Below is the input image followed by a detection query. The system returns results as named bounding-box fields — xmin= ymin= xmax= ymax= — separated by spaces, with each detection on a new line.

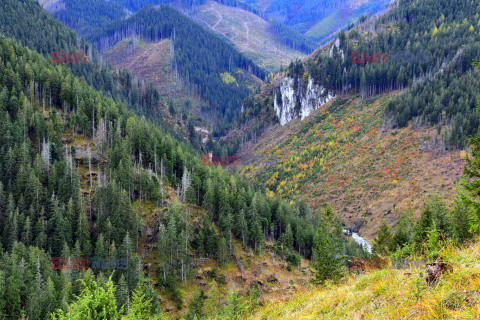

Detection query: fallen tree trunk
xmin=426 ymin=256 xmax=453 ymax=286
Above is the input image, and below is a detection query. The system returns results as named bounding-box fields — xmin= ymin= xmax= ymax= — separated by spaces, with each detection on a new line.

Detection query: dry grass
xmin=252 ymin=240 xmax=480 ymax=319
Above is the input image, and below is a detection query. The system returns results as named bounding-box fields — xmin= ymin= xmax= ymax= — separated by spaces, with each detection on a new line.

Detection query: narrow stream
xmin=342 ymin=229 xmax=372 ymax=254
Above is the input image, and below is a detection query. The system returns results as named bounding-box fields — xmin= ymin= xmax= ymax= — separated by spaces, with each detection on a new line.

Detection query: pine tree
xmin=313 ymin=206 xmax=345 ymax=284
xmin=51 ymin=273 xmax=120 ymax=320
xmin=123 ymin=290 xmax=166 ymax=320
xmin=0 ymin=270 xmax=7 ymax=319
xmin=451 ymin=201 xmax=473 ymax=244
xmin=185 ymin=290 xmax=206 ymax=320
xmin=116 ymin=274 xmax=130 ymax=314
xmin=250 ymin=218 xmax=263 ymax=253
xmin=6 ymin=260 xmax=22 ymax=319
xmin=77 ymin=209 xmax=91 ymax=257
xmin=203 ymin=178 xmax=216 ymax=218
xmin=167 ymin=213 xmax=177 ymax=265
xmin=413 ymin=203 xmax=434 ymax=245
xmin=462 ymin=66 xmax=480 ymax=234
xmin=283 ymin=223 xmax=294 ymax=252
xmin=426 ymin=220 xmax=441 ymax=259
xmin=235 ymin=209 xmax=248 ymax=247
xmin=21 ymin=216 xmax=32 ymax=246
xmin=391 ymin=215 xmax=411 ymax=251
xmin=373 ymin=221 xmax=393 ymax=256
xmin=95 ymin=234 xmax=107 ymax=259
xmin=42 ymin=277 xmax=57 ymax=319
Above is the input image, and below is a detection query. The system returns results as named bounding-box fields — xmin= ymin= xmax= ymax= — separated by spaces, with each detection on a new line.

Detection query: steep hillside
xmin=0 ymin=30 xmax=381 ymax=319
xmin=92 ymin=5 xmax=266 ymax=133
xmin=37 ymin=0 xmax=268 ymax=133
xmin=184 ymin=0 xmax=307 ymax=73
xmin=40 ymin=0 xmax=317 ymax=76
xmin=303 ymin=0 xmax=390 ymax=42
xmin=253 ymin=239 xmax=480 ymax=319
xmin=230 ymin=0 xmax=480 ymax=238
xmin=0 ymin=0 xmax=176 ymax=134
xmin=0 ymin=32 xmax=340 ymax=319
xmin=100 ymin=37 xmax=209 ymax=127
xmin=236 ymin=92 xmax=466 ymax=239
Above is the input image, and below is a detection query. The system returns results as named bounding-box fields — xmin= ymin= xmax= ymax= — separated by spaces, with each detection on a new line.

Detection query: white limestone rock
xmin=274 ymin=76 xmax=335 ymax=126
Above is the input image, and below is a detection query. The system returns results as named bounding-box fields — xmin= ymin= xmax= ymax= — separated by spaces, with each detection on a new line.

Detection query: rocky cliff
xmin=274 ymin=75 xmax=335 ymax=125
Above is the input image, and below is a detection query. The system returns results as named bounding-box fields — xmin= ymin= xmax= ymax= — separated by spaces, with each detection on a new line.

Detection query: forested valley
xmin=40 ymin=0 xmax=319 ymax=135
xmin=0 ymin=30 xmax=371 ymax=318
xmin=2 ymin=0 xmax=480 ymax=319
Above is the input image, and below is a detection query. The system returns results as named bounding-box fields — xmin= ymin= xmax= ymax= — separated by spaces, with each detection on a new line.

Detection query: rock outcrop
xmin=274 ymin=75 xmax=335 ymax=126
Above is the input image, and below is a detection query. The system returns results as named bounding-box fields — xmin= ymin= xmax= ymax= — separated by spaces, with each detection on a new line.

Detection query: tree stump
xmin=426 ymin=256 xmax=453 ymax=286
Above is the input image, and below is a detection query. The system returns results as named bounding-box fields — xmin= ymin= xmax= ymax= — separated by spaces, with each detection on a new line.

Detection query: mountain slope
xmin=184 ymin=0 xmax=309 ymax=73
xmin=248 ymin=0 xmax=390 ymax=43
xmin=0 ymin=0 xmax=175 ymax=133
xmin=253 ymin=240 xmax=480 ymax=319
xmin=40 ymin=0 xmax=317 ymax=73
xmin=237 ymin=92 xmax=465 ymax=239
xmin=230 ymin=0 xmax=480 ymax=238
xmin=90 ymin=4 xmax=266 ymax=133
xmin=0 ymin=32 xmax=341 ymax=319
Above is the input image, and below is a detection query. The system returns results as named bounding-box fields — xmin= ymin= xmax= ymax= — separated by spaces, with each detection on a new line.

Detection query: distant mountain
xmin=40 ymin=0 xmax=317 ymax=73
xmin=88 ymin=4 xmax=266 ymax=134
xmin=247 ymin=0 xmax=391 ymax=43
xmin=38 ymin=0 xmax=274 ymax=134
xmin=0 ymin=0 xmax=170 ymax=130
xmin=181 ymin=0 xmax=317 ymax=73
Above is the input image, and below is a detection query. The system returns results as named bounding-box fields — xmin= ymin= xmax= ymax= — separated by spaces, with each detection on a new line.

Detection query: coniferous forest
xmin=0 ymin=0 xmax=170 ymax=132
xmin=90 ymin=5 xmax=266 ymax=131
xmin=41 ymin=0 xmax=319 ymax=135
xmin=2 ymin=0 xmax=480 ymax=318
xmin=243 ymin=0 xmax=480 ymax=148
xmin=0 ymin=33 xmax=370 ymax=318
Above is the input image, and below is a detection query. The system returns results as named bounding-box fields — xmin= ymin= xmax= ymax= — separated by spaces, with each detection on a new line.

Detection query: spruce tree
xmin=158 ymin=224 xmax=168 ymax=281
xmin=451 ymin=201 xmax=473 ymax=243
xmin=373 ymin=221 xmax=393 ymax=256
xmin=313 ymin=206 xmax=345 ymax=284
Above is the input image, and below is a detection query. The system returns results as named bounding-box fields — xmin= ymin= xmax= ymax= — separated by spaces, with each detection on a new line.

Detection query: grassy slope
xmin=236 ymin=92 xmax=465 ymax=239
xmin=185 ymin=0 xmax=306 ymax=74
xmin=252 ymin=240 xmax=480 ymax=319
